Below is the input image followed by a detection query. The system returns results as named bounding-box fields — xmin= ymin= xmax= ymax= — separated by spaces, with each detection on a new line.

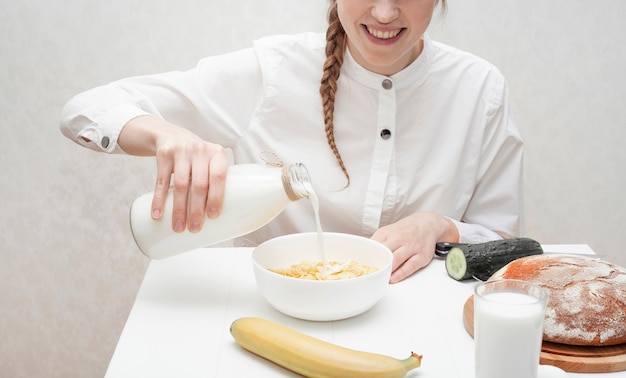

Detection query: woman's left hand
xmin=371 ymin=212 xmax=459 ymax=283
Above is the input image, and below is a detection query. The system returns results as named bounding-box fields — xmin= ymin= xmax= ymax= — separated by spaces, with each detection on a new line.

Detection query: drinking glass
xmin=474 ymin=279 xmax=548 ymax=378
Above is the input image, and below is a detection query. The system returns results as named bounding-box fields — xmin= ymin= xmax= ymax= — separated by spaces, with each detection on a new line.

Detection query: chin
xmin=363 ymin=56 xmax=406 ymax=75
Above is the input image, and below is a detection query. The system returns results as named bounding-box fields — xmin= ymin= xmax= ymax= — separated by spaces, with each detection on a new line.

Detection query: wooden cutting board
xmin=463 ymin=295 xmax=626 ymax=373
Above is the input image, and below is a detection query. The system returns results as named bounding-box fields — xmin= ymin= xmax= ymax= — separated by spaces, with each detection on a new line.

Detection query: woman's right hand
xmin=119 ymin=115 xmax=229 ymax=233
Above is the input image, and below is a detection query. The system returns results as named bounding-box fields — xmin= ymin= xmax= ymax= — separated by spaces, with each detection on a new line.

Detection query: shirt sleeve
xmin=59 ymin=48 xmax=264 ymax=154
xmin=449 ymin=218 xmax=504 ymax=243
xmin=456 ymin=78 xmax=524 ymax=243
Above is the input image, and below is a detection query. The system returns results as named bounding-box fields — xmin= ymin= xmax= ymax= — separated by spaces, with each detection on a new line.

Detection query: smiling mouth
xmin=365 ymin=26 xmax=404 ymax=40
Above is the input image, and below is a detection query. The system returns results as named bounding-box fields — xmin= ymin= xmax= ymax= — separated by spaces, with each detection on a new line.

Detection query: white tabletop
xmin=106 ymin=247 xmax=625 ymax=378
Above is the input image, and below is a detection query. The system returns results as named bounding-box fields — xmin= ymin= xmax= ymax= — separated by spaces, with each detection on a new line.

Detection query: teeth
xmin=366 ymin=26 xmax=401 ymax=40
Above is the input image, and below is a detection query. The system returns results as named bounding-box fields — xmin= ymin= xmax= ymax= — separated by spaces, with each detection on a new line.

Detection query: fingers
xmin=187 ymin=147 xmax=228 ymax=228
xmin=171 ymin=156 xmax=191 ymax=233
xmin=172 ymin=144 xmax=228 ymax=233
xmin=151 ymin=151 xmax=174 ymax=221
xmin=205 ymin=152 xmax=228 ymax=219
xmin=373 ymin=212 xmax=455 ymax=283
xmin=375 ymin=235 xmax=433 ymax=283
xmin=151 ymin=132 xmax=228 ymax=233
xmin=389 ymin=247 xmax=433 ymax=284
xmin=187 ymin=152 xmax=210 ymax=232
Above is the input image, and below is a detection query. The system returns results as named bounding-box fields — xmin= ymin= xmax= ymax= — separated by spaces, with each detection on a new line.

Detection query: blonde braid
xmin=320 ymin=0 xmax=350 ymax=186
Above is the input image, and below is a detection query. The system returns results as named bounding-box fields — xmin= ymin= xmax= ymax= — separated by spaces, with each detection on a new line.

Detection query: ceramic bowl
xmin=252 ymin=232 xmax=393 ymax=321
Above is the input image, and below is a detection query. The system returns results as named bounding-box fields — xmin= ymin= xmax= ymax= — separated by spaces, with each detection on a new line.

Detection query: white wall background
xmin=1 ymin=0 xmax=624 ymax=376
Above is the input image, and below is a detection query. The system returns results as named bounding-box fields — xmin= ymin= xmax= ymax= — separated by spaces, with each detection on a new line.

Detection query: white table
xmin=106 ymin=247 xmax=625 ymax=377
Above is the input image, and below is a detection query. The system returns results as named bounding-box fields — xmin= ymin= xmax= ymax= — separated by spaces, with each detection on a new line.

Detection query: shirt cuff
xmin=86 ymin=104 xmax=151 ymax=153
xmin=447 ymin=218 xmax=503 ymax=244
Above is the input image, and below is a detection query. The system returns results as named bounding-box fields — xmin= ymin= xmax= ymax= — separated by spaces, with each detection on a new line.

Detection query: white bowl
xmin=252 ymin=232 xmax=393 ymax=321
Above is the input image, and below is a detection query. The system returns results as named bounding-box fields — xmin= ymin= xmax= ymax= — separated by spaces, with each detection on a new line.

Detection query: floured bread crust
xmin=490 ymin=254 xmax=626 ymax=346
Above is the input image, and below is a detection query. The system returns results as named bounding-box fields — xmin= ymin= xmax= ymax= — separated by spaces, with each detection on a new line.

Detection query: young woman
xmin=61 ymin=0 xmax=523 ymax=283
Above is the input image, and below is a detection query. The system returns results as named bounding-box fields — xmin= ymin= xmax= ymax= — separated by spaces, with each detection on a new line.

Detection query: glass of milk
xmin=474 ymin=279 xmax=548 ymax=378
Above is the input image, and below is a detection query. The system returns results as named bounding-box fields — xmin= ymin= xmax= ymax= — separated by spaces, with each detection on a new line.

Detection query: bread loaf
xmin=490 ymin=254 xmax=626 ymax=346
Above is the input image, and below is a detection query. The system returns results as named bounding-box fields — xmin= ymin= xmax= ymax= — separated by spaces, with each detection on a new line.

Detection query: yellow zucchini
xmin=230 ymin=317 xmax=422 ymax=378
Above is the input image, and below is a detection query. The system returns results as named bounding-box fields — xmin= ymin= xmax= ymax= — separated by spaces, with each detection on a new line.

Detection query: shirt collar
xmin=342 ymin=34 xmax=432 ymax=90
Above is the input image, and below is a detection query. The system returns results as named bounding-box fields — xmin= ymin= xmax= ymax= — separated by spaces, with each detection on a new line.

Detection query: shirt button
xmin=380 ymin=129 xmax=392 ymax=140
xmin=382 ymin=79 xmax=393 ymax=90
xmin=101 ymin=136 xmax=110 ymax=149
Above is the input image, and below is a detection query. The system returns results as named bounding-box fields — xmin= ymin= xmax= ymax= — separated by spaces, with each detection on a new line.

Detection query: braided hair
xmin=319 ymin=0 xmax=350 ymax=186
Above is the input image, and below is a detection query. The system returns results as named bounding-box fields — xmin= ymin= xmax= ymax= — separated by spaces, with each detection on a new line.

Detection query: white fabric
xmin=60 ymin=32 xmax=524 ymax=245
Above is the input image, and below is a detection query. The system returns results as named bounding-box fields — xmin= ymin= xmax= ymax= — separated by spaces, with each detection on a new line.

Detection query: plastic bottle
xmin=129 ymin=163 xmax=312 ymax=259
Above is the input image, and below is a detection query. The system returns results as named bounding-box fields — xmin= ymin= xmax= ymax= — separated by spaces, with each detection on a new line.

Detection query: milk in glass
xmin=474 ymin=280 xmax=548 ymax=378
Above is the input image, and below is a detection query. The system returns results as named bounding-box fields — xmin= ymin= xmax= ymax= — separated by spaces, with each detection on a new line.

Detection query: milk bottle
xmin=129 ymin=163 xmax=313 ymax=259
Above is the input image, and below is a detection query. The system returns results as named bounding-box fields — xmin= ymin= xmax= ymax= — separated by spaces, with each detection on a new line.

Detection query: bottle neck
xmin=282 ymin=163 xmax=313 ymax=201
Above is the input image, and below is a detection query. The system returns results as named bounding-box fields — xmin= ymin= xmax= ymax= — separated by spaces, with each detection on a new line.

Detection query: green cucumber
xmin=445 ymin=237 xmax=543 ymax=281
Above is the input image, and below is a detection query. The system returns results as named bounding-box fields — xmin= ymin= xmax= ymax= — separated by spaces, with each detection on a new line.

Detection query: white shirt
xmin=60 ymin=32 xmax=524 ymax=245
